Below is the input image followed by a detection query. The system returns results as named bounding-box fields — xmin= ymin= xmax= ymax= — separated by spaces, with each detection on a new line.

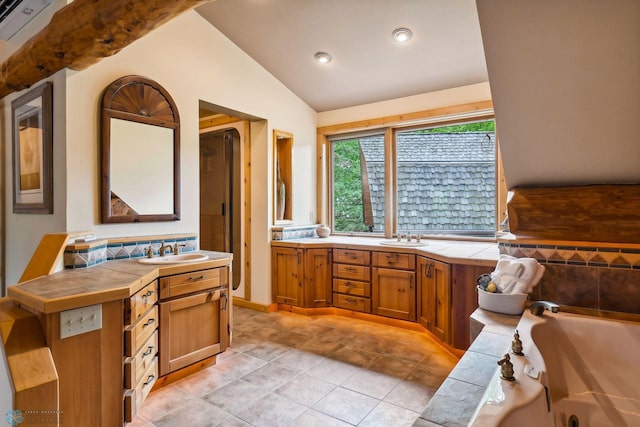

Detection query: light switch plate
xmin=60 ymin=304 xmax=102 ymax=339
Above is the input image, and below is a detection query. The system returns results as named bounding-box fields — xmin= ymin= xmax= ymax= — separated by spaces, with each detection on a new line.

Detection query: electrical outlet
xmin=60 ymin=304 xmax=102 ymax=339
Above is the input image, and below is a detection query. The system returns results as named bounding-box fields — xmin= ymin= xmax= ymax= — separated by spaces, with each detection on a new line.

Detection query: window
xmin=331 ymin=133 xmax=385 ymax=233
xmin=396 ymin=120 xmax=495 ymax=235
xmin=320 ymin=102 xmax=501 ymax=237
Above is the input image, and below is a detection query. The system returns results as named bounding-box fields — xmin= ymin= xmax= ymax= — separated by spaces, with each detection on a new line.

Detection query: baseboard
xmin=232 ymin=297 xmax=278 ymax=312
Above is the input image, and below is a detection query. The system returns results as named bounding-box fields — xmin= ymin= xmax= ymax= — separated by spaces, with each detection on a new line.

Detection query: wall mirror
xmin=101 ymin=75 xmax=180 ymax=223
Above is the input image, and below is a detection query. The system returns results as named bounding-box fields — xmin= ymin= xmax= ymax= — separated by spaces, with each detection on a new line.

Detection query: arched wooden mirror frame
xmin=101 ymin=75 xmax=180 ymax=223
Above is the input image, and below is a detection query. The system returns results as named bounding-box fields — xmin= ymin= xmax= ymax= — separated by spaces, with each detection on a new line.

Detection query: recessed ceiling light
xmin=392 ymin=28 xmax=413 ymax=43
xmin=314 ymin=52 xmax=332 ymax=64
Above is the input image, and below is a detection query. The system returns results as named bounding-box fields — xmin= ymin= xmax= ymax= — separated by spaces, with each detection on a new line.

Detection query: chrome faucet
xmin=159 ymin=241 xmax=173 ymax=257
xmin=530 ymin=301 xmax=560 ymax=316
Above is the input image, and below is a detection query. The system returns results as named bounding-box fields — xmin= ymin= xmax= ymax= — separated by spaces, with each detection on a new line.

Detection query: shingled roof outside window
xmin=359 ymin=131 xmax=495 ymax=233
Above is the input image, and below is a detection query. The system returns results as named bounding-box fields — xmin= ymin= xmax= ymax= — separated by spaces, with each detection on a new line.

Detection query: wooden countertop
xmin=271 ymin=236 xmax=499 ymax=267
xmin=8 ymin=251 xmax=232 ymax=314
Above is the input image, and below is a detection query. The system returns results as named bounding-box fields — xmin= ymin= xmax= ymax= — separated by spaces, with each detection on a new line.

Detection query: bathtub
xmin=469 ymin=309 xmax=640 ymax=427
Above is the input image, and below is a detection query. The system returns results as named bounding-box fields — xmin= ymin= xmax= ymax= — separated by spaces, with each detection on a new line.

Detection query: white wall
xmin=2 ymin=11 xmax=317 ymax=304
xmin=477 ymin=0 xmax=640 ymax=188
xmin=317 ymin=82 xmax=492 ymax=127
xmin=1 ymin=71 xmax=68 ymax=288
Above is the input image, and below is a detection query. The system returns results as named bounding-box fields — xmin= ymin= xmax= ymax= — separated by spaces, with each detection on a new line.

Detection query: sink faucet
xmin=530 ymin=301 xmax=560 ymax=316
xmin=159 ymin=241 xmax=173 ymax=257
xmin=172 ymin=243 xmax=187 ymax=255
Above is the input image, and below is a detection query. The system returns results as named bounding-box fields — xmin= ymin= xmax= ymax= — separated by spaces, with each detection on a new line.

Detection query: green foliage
xmin=332 ymin=140 xmax=369 ymax=232
xmin=419 ymin=120 xmax=495 ymax=133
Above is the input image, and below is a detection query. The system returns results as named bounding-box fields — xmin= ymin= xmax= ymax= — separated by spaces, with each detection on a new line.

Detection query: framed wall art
xmin=12 ymin=81 xmax=53 ymax=214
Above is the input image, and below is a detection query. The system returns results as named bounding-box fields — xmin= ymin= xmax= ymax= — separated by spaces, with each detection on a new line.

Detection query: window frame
xmin=317 ymin=101 xmax=505 ymax=239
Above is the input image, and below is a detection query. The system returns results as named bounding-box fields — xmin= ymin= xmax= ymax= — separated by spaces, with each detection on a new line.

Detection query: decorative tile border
xmin=65 ymin=236 xmax=197 ymax=269
xmin=272 ymin=224 xmax=320 ymax=240
xmin=499 ymin=242 xmax=640 ymax=269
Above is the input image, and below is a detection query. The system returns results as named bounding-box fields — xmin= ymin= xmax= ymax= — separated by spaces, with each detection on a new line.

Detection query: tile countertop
xmin=414 ymin=308 xmax=521 ymax=427
xmin=271 ymin=236 xmax=499 ymax=267
xmin=8 ymin=251 xmax=232 ymax=314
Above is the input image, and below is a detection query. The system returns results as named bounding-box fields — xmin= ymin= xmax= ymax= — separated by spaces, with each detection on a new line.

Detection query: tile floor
xmin=129 ymin=306 xmax=458 ymax=427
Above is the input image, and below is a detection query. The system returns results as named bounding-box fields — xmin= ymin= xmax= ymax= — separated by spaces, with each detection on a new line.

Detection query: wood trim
xmin=199 ymin=114 xmax=241 ymax=129
xmin=384 ymin=127 xmax=395 ymax=238
xmin=0 ymin=0 xmax=209 ymax=99
xmin=243 ymin=120 xmax=252 ymax=301
xmin=151 ymin=355 xmax=217 ymax=390
xmin=19 ymin=231 xmax=93 ymax=283
xmin=317 ymin=100 xmax=494 ymax=135
xmin=316 ymin=133 xmax=329 ymax=225
xmin=232 ymin=297 xmax=277 ymax=312
xmin=507 ymin=184 xmax=640 ymax=243
xmin=0 ymin=298 xmax=58 ymax=426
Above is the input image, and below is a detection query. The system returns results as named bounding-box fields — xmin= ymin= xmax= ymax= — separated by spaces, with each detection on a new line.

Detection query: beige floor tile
xmin=240 ymin=363 xmax=299 ymax=391
xmin=274 ymin=372 xmax=336 ymax=406
xmin=243 ymin=341 xmax=292 ymax=362
xmin=313 ymin=387 xmax=379 ymax=425
xmin=305 ymin=357 xmax=362 ymax=385
xmin=331 ymin=345 xmax=379 ymax=368
xmin=153 ymin=396 xmax=230 ymax=426
xmin=136 ymin=385 xmax=199 ymax=422
xmin=341 ymin=369 xmax=401 ymax=399
xmin=368 ymin=354 xmax=418 ymax=379
xmin=213 ymin=352 xmax=267 ymax=378
xmin=236 ymin=393 xmax=307 ymax=427
xmin=384 ymin=380 xmax=435 ymax=413
xmin=132 ymin=306 xmax=459 ymax=427
xmin=270 ymin=348 xmax=325 ymax=372
xmin=359 ymin=401 xmax=420 ymax=427
xmin=173 ymin=365 xmax=235 ymax=397
xmin=290 ymin=409 xmax=353 ymax=427
xmin=203 ymin=379 xmax=269 ymax=415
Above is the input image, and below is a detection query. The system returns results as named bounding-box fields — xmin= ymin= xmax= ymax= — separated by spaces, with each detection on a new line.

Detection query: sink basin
xmin=379 ymin=240 xmax=427 ymax=247
xmin=138 ymin=253 xmax=209 ymax=265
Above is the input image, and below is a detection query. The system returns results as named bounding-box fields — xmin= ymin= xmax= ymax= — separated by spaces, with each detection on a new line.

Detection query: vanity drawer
xmin=124 ymin=330 xmax=158 ymax=389
xmin=333 ymin=263 xmax=370 ymax=281
xmin=159 ymin=267 xmax=228 ymax=299
xmin=124 ymin=305 xmax=158 ymax=357
xmin=124 ymin=356 xmax=158 ymax=422
xmin=124 ymin=280 xmax=158 ymax=326
xmin=372 ymin=252 xmax=415 ymax=270
xmin=333 ymin=293 xmax=371 ymax=313
xmin=333 ymin=279 xmax=370 ymax=297
xmin=333 ymin=249 xmax=370 ymax=265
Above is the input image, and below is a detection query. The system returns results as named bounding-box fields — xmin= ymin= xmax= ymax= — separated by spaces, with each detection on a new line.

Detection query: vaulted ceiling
xmin=196 ymin=0 xmax=488 ymax=112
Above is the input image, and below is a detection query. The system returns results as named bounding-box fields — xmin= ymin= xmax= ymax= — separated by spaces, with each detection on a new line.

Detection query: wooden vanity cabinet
xmin=123 ymin=280 xmax=159 ymax=422
xmin=272 ymin=247 xmax=304 ymax=306
xmin=417 ymin=256 xmax=451 ymax=343
xmin=303 ymin=248 xmax=332 ymax=307
xmin=158 ymin=267 xmax=230 ymax=376
xmin=332 ymin=249 xmax=372 ymax=313
xmin=451 ymin=264 xmax=493 ymax=349
xmin=372 ymin=252 xmax=416 ymax=321
xmin=271 ymin=247 xmax=332 ymax=308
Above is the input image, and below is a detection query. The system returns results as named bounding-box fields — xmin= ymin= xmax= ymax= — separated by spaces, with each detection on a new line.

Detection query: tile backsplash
xmin=500 ymin=241 xmax=640 ymax=315
xmin=65 ymin=235 xmax=197 ymax=269
xmin=271 ymin=224 xmax=320 ymax=240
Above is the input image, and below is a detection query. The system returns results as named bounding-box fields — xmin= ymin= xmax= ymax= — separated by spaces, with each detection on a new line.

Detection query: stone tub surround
xmin=499 ymin=236 xmax=640 ymax=315
xmin=64 ymin=233 xmax=198 ymax=269
xmin=414 ymin=309 xmax=519 ymax=426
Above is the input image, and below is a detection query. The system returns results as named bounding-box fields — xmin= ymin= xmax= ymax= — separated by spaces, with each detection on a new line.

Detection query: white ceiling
xmin=196 ymin=0 xmax=488 ymax=112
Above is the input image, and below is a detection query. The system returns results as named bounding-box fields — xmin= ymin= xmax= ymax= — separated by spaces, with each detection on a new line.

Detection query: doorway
xmin=199 ymin=128 xmax=241 ymax=290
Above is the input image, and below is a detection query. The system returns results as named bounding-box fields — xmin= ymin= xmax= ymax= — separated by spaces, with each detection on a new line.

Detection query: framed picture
xmin=12 ymin=81 xmax=53 ymax=214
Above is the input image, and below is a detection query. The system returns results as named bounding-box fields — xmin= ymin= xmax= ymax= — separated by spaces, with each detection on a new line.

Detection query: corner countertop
xmin=8 ymin=251 xmax=232 ymax=314
xmin=271 ymin=236 xmax=499 ymax=267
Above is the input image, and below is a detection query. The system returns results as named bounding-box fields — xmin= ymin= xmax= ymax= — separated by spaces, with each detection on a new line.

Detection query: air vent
xmin=0 ymin=0 xmax=52 ymax=40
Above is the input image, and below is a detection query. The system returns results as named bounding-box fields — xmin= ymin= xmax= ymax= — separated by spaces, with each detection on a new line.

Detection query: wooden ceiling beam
xmin=0 ymin=0 xmax=211 ymax=99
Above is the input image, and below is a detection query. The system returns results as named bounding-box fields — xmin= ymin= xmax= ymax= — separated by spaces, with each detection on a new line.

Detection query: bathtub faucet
xmin=530 ymin=301 xmax=560 ymax=316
